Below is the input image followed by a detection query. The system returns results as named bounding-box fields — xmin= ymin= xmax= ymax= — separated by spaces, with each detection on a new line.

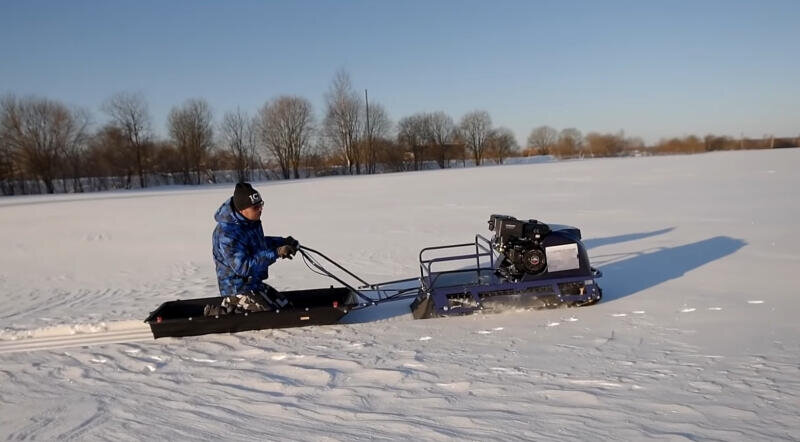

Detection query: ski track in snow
xmin=0 ymin=320 xmax=153 ymax=354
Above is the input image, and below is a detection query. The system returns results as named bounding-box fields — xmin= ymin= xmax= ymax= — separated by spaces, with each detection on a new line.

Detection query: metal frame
xmin=298 ymin=246 xmax=420 ymax=306
xmin=418 ymin=234 xmax=496 ymax=291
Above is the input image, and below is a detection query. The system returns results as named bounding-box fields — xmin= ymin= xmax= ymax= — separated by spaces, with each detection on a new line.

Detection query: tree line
xmin=523 ymin=126 xmax=797 ymax=158
xmin=1 ymin=70 xmax=795 ymax=196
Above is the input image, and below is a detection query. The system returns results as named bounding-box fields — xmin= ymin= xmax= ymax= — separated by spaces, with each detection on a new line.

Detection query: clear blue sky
xmin=1 ymin=0 xmax=798 ymax=145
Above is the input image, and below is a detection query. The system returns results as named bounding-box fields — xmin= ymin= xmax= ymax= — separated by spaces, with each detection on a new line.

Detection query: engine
xmin=488 ymin=214 xmax=551 ymax=281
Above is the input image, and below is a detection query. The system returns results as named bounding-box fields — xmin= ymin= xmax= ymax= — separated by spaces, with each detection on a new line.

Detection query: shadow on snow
xmin=596 ymin=236 xmax=746 ymax=303
xmin=583 ymin=227 xmax=676 ymax=250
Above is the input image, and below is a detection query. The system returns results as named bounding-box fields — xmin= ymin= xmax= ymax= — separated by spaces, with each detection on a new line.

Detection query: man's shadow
xmin=341 ymin=228 xmax=746 ymax=323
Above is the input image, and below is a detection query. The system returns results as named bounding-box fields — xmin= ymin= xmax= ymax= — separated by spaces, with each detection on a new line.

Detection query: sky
xmin=1 ymin=0 xmax=798 ymax=145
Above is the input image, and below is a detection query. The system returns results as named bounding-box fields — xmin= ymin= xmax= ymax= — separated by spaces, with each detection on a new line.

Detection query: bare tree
xmin=0 ymin=95 xmax=88 ymax=193
xmin=86 ymin=125 xmax=128 ymax=190
xmin=168 ymin=99 xmax=214 ymax=184
xmin=553 ymin=128 xmax=583 ymax=158
xmin=60 ymin=108 xmax=91 ymax=192
xmin=362 ymin=101 xmax=391 ymax=174
xmin=704 ymin=134 xmax=736 ymax=152
xmin=451 ymin=128 xmax=467 ymax=167
xmin=428 ymin=111 xmax=456 ymax=168
xmin=374 ymin=137 xmax=407 ymax=172
xmin=102 ymin=92 xmax=152 ymax=188
xmin=585 ymin=131 xmax=631 ymax=157
xmin=459 ymin=110 xmax=492 ymax=166
xmin=220 ymin=108 xmax=258 ymax=182
xmin=323 ymin=70 xmax=362 ymax=174
xmin=397 ymin=113 xmax=431 ymax=170
xmin=257 ymin=96 xmax=314 ymax=179
xmin=654 ymin=134 xmax=705 ymax=154
xmin=149 ymin=140 xmax=183 ymax=177
xmin=488 ymin=127 xmax=518 ymax=164
xmin=526 ymin=125 xmax=558 ymax=156
xmin=0 ymin=124 xmax=17 ymax=195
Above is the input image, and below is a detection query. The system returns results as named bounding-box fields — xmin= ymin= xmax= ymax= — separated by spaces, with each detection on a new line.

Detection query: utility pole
xmin=364 ymin=89 xmax=372 ymax=174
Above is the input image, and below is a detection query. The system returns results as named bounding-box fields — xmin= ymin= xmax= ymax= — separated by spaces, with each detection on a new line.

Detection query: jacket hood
xmin=214 ymin=197 xmax=256 ymax=225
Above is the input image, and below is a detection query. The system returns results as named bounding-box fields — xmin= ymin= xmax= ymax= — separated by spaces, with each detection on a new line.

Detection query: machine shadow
xmin=598 ymin=236 xmax=746 ymax=302
xmin=583 ymin=227 xmax=675 ymax=250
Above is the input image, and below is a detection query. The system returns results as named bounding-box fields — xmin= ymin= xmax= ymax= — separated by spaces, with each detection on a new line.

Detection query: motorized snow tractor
xmin=144 ymin=214 xmax=602 ymax=338
xmin=407 ymin=214 xmax=602 ymax=319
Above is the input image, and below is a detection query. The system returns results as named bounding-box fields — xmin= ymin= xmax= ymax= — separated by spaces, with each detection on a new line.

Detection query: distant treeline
xmin=522 ymin=126 xmax=798 ymax=157
xmin=1 ymin=70 xmax=797 ymax=196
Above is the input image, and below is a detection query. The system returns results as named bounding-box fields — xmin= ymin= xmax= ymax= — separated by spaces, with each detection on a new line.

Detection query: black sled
xmin=144 ymin=287 xmax=359 ymax=339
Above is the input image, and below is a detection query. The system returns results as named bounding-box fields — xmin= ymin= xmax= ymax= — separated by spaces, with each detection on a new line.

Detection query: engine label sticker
xmin=546 ymin=244 xmax=580 ymax=272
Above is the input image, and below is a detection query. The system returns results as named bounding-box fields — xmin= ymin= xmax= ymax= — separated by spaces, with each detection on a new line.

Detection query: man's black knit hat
xmin=233 ymin=182 xmax=262 ymax=211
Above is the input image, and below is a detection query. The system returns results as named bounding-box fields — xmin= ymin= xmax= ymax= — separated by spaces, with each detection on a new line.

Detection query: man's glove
xmin=284 ymin=236 xmax=299 ymax=248
xmin=276 ymin=244 xmax=297 ymax=259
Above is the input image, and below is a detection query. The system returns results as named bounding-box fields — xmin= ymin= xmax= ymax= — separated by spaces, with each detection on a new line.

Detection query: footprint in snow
xmin=680 ymin=308 xmax=696 ymax=313
xmin=747 ymin=300 xmax=764 ymax=304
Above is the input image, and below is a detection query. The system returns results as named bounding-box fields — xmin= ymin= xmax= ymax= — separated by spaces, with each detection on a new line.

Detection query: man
xmin=209 ymin=182 xmax=298 ymax=315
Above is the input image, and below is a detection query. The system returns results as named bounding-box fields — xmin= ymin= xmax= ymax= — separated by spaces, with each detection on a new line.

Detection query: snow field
xmin=1 ymin=149 xmax=799 ymax=440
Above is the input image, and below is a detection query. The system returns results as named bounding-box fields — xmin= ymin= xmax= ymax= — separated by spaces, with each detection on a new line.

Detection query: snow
xmin=1 ymin=149 xmax=799 ymax=440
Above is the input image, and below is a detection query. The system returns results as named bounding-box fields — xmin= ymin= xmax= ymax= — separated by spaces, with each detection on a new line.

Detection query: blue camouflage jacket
xmin=212 ymin=198 xmax=286 ymax=296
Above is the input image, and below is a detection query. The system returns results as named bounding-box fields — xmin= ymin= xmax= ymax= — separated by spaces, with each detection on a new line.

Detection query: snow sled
xmin=144 ymin=214 xmax=601 ymax=338
xmin=145 ymin=287 xmax=359 ymax=338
